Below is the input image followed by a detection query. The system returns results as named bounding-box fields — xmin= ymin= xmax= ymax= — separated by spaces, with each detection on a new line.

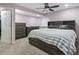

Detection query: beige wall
xmin=46 ymin=6 xmax=79 ymax=21
xmin=15 ymin=14 xmax=50 ymax=27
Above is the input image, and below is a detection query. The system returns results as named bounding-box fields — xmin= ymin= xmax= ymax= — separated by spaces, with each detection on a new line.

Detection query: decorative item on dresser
xmin=15 ymin=23 xmax=26 ymax=39
xmin=28 ymin=20 xmax=77 ymax=55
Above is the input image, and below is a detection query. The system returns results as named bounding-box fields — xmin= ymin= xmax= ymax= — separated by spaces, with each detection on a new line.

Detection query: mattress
xmin=28 ymin=28 xmax=77 ymax=55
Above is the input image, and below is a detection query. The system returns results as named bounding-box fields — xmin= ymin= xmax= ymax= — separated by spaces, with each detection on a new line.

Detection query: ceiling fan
xmin=36 ymin=3 xmax=59 ymax=13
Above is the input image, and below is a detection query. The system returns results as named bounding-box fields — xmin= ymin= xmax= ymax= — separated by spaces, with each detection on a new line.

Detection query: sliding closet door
xmin=1 ymin=9 xmax=15 ymax=44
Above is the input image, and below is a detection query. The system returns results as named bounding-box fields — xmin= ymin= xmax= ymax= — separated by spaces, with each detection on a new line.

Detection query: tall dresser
xmin=15 ymin=23 xmax=26 ymax=39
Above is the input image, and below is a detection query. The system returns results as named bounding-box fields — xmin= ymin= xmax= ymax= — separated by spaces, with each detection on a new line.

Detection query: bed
xmin=28 ymin=20 xmax=77 ymax=55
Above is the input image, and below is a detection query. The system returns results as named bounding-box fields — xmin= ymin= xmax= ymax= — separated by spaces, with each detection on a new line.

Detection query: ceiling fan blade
xmin=49 ymin=5 xmax=59 ymax=8
xmin=49 ymin=8 xmax=54 ymax=11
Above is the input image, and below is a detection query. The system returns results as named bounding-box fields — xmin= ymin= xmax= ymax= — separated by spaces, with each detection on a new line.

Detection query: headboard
xmin=48 ymin=20 xmax=75 ymax=30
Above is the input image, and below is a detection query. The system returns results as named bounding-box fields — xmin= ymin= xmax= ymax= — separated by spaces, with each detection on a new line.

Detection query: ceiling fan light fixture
xmin=36 ymin=14 xmax=41 ymax=17
xmin=65 ymin=4 xmax=69 ymax=7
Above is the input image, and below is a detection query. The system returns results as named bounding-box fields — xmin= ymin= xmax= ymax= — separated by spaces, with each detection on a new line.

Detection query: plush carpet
xmin=0 ymin=37 xmax=48 ymax=55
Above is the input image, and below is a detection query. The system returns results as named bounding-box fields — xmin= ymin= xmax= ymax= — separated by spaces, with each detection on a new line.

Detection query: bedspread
xmin=28 ymin=28 xmax=77 ymax=55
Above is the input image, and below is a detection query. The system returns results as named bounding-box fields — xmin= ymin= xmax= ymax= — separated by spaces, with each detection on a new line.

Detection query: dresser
xmin=15 ymin=23 xmax=26 ymax=39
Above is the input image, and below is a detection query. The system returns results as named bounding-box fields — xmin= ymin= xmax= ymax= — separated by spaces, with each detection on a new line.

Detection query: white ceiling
xmin=15 ymin=3 xmax=79 ymax=14
xmin=15 ymin=9 xmax=44 ymax=17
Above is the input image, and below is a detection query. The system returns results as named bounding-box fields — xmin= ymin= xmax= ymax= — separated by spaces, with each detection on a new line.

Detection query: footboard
xmin=29 ymin=38 xmax=65 ymax=55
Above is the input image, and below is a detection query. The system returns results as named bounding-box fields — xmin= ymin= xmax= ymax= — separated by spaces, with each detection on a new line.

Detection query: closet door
xmin=1 ymin=9 xmax=15 ymax=44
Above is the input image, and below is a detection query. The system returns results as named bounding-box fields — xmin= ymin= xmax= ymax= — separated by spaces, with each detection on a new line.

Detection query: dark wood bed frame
xmin=29 ymin=38 xmax=65 ymax=55
xmin=28 ymin=20 xmax=76 ymax=55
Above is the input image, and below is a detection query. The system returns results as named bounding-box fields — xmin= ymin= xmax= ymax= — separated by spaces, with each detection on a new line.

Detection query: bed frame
xmin=28 ymin=20 xmax=76 ymax=55
xmin=29 ymin=38 xmax=65 ymax=55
